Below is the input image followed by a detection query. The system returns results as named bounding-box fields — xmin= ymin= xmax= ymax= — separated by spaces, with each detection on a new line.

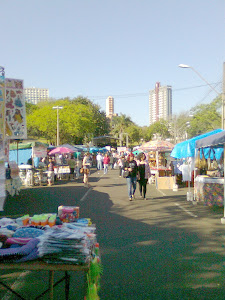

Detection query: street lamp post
xmin=179 ymin=63 xmax=225 ymax=223
xmin=52 ymin=106 xmax=63 ymax=146
xmin=178 ymin=64 xmax=224 ymax=128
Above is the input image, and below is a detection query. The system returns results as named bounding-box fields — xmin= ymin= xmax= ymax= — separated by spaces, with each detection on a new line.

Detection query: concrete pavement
xmin=1 ymin=169 xmax=225 ymax=299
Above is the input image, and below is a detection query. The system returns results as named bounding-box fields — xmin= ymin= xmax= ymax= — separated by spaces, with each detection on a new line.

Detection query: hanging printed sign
xmin=0 ymin=75 xmax=5 ymax=139
xmin=0 ymin=139 xmax=5 ymax=211
xmin=32 ymin=146 xmax=47 ymax=158
xmin=0 ymin=69 xmax=6 ymax=210
xmin=5 ymin=78 xmax=27 ymax=139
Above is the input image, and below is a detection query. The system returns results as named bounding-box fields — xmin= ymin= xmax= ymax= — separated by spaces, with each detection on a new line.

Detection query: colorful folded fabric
xmin=13 ymin=227 xmax=44 ymax=238
xmin=0 ymin=238 xmax=40 ymax=262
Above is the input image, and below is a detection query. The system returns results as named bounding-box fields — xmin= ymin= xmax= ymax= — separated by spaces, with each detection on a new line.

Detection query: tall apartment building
xmin=24 ymin=87 xmax=49 ymax=104
xmin=149 ymin=82 xmax=172 ymax=125
xmin=106 ymin=96 xmax=114 ymax=118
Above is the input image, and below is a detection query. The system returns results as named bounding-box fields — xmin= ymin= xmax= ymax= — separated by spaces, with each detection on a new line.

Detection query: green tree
xmin=188 ymin=96 xmax=221 ymax=138
xmin=168 ymin=113 xmax=191 ymax=143
xmin=111 ymin=114 xmax=135 ymax=145
xmin=25 ymin=102 xmax=38 ymax=115
xmin=111 ymin=114 xmax=133 ymax=135
xmin=126 ymin=124 xmax=142 ymax=145
xmin=145 ymin=119 xmax=171 ymax=141
xmin=26 ymin=97 xmax=110 ymax=144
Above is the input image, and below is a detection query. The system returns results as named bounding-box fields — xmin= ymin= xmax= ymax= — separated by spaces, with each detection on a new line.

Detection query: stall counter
xmin=194 ymin=175 xmax=224 ymax=207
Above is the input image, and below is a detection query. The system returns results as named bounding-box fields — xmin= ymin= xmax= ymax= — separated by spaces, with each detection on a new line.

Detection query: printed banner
xmin=0 ymin=73 xmax=6 ymax=209
xmin=5 ymin=78 xmax=27 ymax=139
xmin=32 ymin=146 xmax=47 ymax=158
xmin=0 ymin=75 xmax=5 ymax=139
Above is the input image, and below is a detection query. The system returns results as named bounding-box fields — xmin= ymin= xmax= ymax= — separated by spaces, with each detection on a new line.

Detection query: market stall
xmin=9 ymin=141 xmax=48 ymax=166
xmin=48 ymin=146 xmax=75 ymax=180
xmin=170 ymin=129 xmax=223 ymax=200
xmin=195 ymin=131 xmax=225 ymax=215
xmin=140 ymin=140 xmax=174 ymax=187
xmin=0 ymin=205 xmax=102 ymax=299
xmin=9 ymin=141 xmax=49 ymax=187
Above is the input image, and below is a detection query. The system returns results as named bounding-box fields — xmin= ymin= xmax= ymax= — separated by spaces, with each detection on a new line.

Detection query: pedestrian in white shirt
xmin=96 ymin=152 xmax=103 ymax=170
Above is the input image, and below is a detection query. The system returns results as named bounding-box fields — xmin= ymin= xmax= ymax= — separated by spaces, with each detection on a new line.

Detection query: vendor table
xmin=194 ymin=175 xmax=224 ymax=207
xmin=54 ymin=165 xmax=70 ymax=180
xmin=0 ymin=260 xmax=89 ymax=300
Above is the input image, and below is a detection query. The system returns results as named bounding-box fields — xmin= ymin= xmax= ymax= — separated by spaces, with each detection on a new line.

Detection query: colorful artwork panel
xmin=0 ymin=75 xmax=5 ymax=137
xmin=5 ymin=78 xmax=27 ymax=139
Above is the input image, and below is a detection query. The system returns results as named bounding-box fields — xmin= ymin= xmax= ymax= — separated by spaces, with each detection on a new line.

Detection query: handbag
xmin=80 ymin=168 xmax=84 ymax=174
xmin=123 ymin=170 xmax=129 ymax=178
xmin=200 ymin=148 xmax=207 ymax=170
xmin=211 ymin=149 xmax=218 ymax=170
xmin=208 ymin=148 xmax=218 ymax=171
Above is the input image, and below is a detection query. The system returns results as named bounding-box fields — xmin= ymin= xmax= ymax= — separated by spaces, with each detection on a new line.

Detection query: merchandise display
xmin=0 ymin=206 xmax=102 ymax=298
xmin=194 ymin=176 xmax=224 ymax=207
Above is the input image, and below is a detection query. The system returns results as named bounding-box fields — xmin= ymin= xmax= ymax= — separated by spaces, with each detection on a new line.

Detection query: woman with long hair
xmin=137 ymin=153 xmax=151 ymax=200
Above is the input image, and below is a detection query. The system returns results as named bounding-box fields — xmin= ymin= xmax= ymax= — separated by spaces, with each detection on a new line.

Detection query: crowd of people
xmin=82 ymin=150 xmax=152 ymax=201
xmin=24 ymin=149 xmax=152 ymax=200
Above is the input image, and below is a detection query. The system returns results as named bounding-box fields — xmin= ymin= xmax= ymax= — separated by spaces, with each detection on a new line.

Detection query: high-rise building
xmin=149 ymin=82 xmax=172 ymax=125
xmin=24 ymin=87 xmax=49 ymax=104
xmin=106 ymin=96 xmax=114 ymax=118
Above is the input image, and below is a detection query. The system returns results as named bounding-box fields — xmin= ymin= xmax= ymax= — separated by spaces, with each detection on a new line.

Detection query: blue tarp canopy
xmin=170 ymin=129 xmax=223 ymax=159
xmin=9 ymin=148 xmax=32 ymax=165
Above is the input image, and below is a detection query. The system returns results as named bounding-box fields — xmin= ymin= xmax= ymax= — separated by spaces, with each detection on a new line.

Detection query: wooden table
xmin=0 ymin=260 xmax=89 ymax=299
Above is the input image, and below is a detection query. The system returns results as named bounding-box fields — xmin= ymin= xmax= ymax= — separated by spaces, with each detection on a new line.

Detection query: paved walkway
xmin=1 ymin=169 xmax=225 ymax=299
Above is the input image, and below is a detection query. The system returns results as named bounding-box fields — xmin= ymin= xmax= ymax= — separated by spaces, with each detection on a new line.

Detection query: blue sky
xmin=1 ymin=0 xmax=225 ymax=126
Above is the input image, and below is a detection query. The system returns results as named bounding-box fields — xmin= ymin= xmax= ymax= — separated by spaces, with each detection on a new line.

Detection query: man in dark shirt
xmin=123 ymin=153 xmax=138 ymax=201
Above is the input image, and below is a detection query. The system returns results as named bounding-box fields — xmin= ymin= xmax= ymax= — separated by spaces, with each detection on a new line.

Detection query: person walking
xmin=96 ymin=152 xmax=103 ymax=170
xmin=103 ymin=153 xmax=110 ymax=174
xmin=123 ymin=153 xmax=138 ymax=201
xmin=67 ymin=154 xmax=76 ymax=180
xmin=82 ymin=152 xmax=91 ymax=187
xmin=109 ymin=154 xmax=114 ymax=169
xmin=47 ymin=158 xmax=55 ymax=186
xmin=117 ymin=155 xmax=125 ymax=177
xmin=137 ymin=153 xmax=151 ymax=200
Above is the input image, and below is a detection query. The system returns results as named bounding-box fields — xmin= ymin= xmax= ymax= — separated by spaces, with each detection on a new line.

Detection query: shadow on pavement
xmin=1 ymin=175 xmax=225 ymax=299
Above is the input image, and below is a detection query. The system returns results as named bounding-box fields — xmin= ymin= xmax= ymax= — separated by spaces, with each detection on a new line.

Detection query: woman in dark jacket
xmin=137 ymin=153 xmax=151 ymax=200
xmin=123 ymin=153 xmax=138 ymax=201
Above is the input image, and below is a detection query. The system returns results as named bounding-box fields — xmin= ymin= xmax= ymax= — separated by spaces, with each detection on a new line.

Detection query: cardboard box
xmin=156 ymin=176 xmax=175 ymax=190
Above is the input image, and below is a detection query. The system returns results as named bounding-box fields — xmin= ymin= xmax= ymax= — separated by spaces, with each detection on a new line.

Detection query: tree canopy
xmin=26 ymin=97 xmax=110 ymax=145
xmin=25 ymin=94 xmax=222 ymax=147
xmin=187 ymin=96 xmax=221 ymax=137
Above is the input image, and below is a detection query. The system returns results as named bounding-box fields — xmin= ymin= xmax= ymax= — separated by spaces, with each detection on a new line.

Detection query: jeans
xmin=126 ymin=176 xmax=137 ymax=198
xmin=97 ymin=161 xmax=102 ymax=170
xmin=104 ymin=164 xmax=109 ymax=174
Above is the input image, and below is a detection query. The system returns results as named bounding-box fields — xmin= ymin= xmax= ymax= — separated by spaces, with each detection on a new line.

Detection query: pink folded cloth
xmin=6 ymin=237 xmax=33 ymax=245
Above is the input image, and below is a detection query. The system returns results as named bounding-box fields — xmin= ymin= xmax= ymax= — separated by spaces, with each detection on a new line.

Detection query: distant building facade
xmin=149 ymin=82 xmax=172 ymax=125
xmin=106 ymin=96 xmax=114 ymax=118
xmin=24 ymin=87 xmax=49 ymax=104
xmin=106 ymin=96 xmax=118 ymax=119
